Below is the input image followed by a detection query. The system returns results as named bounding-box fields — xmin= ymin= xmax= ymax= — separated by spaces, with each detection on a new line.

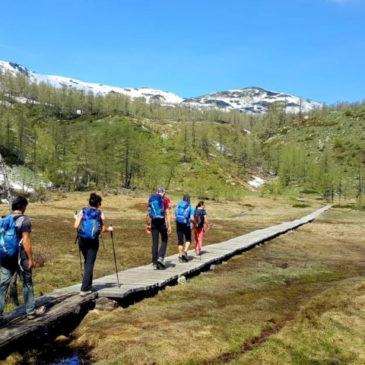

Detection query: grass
xmin=35 ymin=206 xmax=363 ymax=365
xmin=4 ymin=194 xmax=364 ymax=365
xmin=0 ymin=192 xmax=320 ymax=297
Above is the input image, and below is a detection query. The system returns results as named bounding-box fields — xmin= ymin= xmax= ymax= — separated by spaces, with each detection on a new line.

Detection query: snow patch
xmin=183 ymin=87 xmax=322 ymax=115
xmin=0 ymin=61 xmax=322 ymax=115
xmin=213 ymin=141 xmax=225 ymax=152
xmin=0 ymin=61 xmax=183 ymax=106
xmin=248 ymin=176 xmax=265 ymax=188
xmin=0 ymin=164 xmax=52 ymax=196
xmin=0 ymin=172 xmax=35 ymax=194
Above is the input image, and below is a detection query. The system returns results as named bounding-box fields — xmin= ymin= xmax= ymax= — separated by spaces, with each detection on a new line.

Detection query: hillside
xmin=257 ymin=104 xmax=365 ymax=201
xmin=0 ymin=68 xmax=363 ymax=205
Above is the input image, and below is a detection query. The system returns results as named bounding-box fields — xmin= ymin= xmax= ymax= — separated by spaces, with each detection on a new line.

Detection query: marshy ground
xmin=1 ymin=193 xmax=364 ymax=364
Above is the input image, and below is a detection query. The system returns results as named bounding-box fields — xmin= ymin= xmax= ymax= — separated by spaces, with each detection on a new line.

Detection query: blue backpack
xmin=175 ymin=201 xmax=191 ymax=224
xmin=148 ymin=194 xmax=165 ymax=220
xmin=79 ymin=208 xmax=102 ymax=240
xmin=0 ymin=215 xmax=21 ymax=258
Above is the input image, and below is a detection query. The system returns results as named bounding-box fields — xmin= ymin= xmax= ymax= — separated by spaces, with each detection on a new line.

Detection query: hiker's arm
xmin=101 ymin=218 xmax=107 ymax=233
xmin=190 ymin=209 xmax=195 ymax=225
xmin=101 ymin=215 xmax=113 ymax=233
xmin=74 ymin=214 xmax=82 ymax=230
xmin=22 ymin=232 xmax=34 ymax=270
xmin=204 ymin=216 xmax=209 ymax=231
xmin=166 ymin=208 xmax=172 ymax=234
xmin=146 ymin=213 xmax=151 ymax=225
xmin=146 ymin=213 xmax=151 ymax=233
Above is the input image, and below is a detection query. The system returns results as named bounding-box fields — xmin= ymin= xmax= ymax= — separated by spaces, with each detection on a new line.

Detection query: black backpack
xmin=194 ymin=209 xmax=205 ymax=229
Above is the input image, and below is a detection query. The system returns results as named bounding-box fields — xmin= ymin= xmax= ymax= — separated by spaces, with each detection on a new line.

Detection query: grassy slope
xmin=268 ymin=108 xmax=365 ymax=171
xmin=2 ymin=110 xmax=255 ymax=199
xmin=61 ymin=208 xmax=365 ymax=365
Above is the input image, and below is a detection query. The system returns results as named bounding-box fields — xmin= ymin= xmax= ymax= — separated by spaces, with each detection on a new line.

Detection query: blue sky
xmin=0 ymin=0 xmax=364 ymax=104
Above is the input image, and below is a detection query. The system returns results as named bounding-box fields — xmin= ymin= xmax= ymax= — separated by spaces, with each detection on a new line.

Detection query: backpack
xmin=148 ymin=194 xmax=165 ymax=220
xmin=0 ymin=215 xmax=22 ymax=258
xmin=194 ymin=209 xmax=205 ymax=229
xmin=79 ymin=208 xmax=102 ymax=240
xmin=175 ymin=201 xmax=191 ymax=224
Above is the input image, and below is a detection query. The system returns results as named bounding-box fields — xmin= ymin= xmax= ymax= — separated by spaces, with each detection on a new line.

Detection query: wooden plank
xmin=0 ymin=293 xmax=96 ymax=356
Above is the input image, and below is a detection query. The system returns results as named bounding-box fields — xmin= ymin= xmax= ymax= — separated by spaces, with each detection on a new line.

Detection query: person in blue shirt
xmin=174 ymin=193 xmax=194 ymax=263
xmin=0 ymin=196 xmax=46 ymax=323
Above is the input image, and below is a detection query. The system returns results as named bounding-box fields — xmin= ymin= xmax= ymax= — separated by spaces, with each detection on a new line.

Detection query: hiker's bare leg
xmin=184 ymin=241 xmax=190 ymax=252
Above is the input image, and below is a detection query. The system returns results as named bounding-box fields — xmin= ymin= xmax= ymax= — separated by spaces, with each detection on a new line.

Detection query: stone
xmin=177 ymin=276 xmax=187 ymax=285
xmin=94 ymin=297 xmax=119 ymax=311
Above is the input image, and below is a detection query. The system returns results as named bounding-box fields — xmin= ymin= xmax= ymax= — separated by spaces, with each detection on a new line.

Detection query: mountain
xmin=0 ymin=60 xmax=183 ymax=106
xmin=183 ymin=87 xmax=322 ymax=114
xmin=0 ymin=60 xmax=322 ymax=114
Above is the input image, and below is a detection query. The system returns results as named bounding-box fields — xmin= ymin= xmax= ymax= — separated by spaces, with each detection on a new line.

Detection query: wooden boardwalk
xmin=0 ymin=205 xmax=330 ymax=357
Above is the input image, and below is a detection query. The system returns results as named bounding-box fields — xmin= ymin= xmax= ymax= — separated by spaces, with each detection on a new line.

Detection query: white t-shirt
xmin=77 ymin=208 xmax=105 ymax=221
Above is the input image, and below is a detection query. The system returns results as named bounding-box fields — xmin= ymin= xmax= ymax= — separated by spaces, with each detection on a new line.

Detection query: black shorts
xmin=176 ymin=222 xmax=192 ymax=245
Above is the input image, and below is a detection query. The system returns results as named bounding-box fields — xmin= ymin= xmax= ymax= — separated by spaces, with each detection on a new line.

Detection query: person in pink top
xmin=193 ymin=201 xmax=209 ymax=256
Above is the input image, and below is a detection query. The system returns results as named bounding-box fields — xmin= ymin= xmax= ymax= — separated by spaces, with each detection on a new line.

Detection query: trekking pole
xmin=110 ymin=226 xmax=121 ymax=288
xmin=74 ymin=230 xmax=83 ymax=280
xmin=100 ymin=234 xmax=106 ymax=251
xmin=74 ymin=211 xmax=83 ymax=280
xmin=77 ymin=240 xmax=83 ymax=280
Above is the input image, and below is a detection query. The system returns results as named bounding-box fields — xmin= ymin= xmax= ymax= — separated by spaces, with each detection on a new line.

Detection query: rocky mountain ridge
xmin=0 ymin=60 xmax=322 ymax=114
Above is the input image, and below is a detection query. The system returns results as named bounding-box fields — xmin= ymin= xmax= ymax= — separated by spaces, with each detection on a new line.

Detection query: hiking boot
xmin=27 ymin=306 xmax=46 ymax=320
xmin=157 ymin=258 xmax=167 ymax=270
xmin=178 ymin=256 xmax=184 ymax=263
xmin=182 ymin=252 xmax=189 ymax=262
xmin=152 ymin=263 xmax=158 ymax=270
xmin=80 ymin=290 xmax=92 ymax=297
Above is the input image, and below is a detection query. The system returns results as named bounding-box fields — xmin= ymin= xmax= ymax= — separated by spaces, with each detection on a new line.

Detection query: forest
xmin=0 ymin=70 xmax=364 ymax=205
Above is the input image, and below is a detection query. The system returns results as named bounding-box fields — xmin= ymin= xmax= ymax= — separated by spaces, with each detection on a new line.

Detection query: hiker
xmin=146 ymin=187 xmax=171 ymax=269
xmin=74 ymin=193 xmax=113 ymax=296
xmin=193 ymin=201 xmax=209 ymax=256
xmin=0 ymin=196 xmax=46 ymax=322
xmin=175 ymin=193 xmax=194 ymax=263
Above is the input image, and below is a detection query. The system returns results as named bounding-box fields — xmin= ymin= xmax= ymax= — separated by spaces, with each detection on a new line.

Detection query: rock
xmin=55 ymin=335 xmax=70 ymax=344
xmin=177 ymin=276 xmax=187 ymax=285
xmin=94 ymin=297 xmax=119 ymax=311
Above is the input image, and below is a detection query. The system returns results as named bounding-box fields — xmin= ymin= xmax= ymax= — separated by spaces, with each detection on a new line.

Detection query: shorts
xmin=176 ymin=222 xmax=192 ymax=245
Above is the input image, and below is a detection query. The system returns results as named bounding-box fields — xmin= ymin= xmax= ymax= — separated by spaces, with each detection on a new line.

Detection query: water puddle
xmin=19 ymin=340 xmax=91 ymax=365
xmin=52 ymin=355 xmax=81 ymax=365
